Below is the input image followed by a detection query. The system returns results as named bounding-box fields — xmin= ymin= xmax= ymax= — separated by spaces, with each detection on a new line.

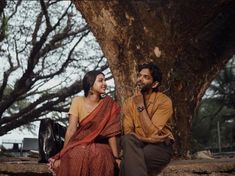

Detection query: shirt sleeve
xmin=122 ymin=99 xmax=134 ymax=134
xmin=151 ymin=97 xmax=173 ymax=131
xmin=68 ymin=97 xmax=80 ymax=118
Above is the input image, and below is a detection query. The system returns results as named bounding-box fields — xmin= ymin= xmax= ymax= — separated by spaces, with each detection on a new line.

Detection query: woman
xmin=49 ymin=70 xmax=121 ymax=176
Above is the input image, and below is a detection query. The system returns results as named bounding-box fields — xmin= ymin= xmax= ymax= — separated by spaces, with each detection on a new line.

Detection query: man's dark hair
xmin=138 ymin=63 xmax=162 ymax=92
xmin=82 ymin=70 xmax=104 ymax=97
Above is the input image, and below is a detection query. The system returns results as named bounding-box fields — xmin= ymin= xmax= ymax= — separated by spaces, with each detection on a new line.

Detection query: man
xmin=120 ymin=63 xmax=174 ymax=176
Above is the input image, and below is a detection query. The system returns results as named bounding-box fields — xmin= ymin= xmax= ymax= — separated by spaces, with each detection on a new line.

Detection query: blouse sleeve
xmin=68 ymin=97 xmax=80 ymax=118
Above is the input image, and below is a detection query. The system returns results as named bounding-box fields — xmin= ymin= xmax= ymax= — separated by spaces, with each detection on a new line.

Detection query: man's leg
xmin=143 ymin=142 xmax=173 ymax=174
xmin=120 ymin=134 xmax=148 ymax=176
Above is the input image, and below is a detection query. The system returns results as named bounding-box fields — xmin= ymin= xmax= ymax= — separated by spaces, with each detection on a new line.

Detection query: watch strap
xmin=137 ymin=105 xmax=145 ymax=112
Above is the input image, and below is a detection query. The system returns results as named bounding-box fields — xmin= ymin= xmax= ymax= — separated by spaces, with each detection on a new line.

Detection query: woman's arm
xmin=108 ymin=136 xmax=121 ymax=167
xmin=49 ymin=115 xmax=79 ymax=173
xmin=108 ymin=136 xmax=119 ymax=157
xmin=63 ymin=114 xmax=79 ymax=147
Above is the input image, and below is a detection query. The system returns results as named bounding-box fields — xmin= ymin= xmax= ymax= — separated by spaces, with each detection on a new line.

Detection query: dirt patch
xmin=0 ymin=156 xmax=235 ymax=176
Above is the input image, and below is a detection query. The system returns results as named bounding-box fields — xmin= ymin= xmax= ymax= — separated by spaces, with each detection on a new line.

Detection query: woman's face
xmin=92 ymin=74 xmax=107 ymax=94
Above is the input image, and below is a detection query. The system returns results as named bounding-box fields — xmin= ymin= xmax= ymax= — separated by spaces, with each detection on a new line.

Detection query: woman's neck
xmin=85 ymin=93 xmax=101 ymax=104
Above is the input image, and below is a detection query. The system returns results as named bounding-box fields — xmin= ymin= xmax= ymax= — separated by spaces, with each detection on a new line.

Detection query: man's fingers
xmin=130 ymin=132 xmax=139 ymax=139
xmin=152 ymin=132 xmax=170 ymax=139
xmin=134 ymin=86 xmax=140 ymax=94
xmin=162 ymin=133 xmax=170 ymax=138
xmin=134 ymin=85 xmax=142 ymax=95
xmin=134 ymin=87 xmax=138 ymax=95
xmin=153 ymin=130 xmax=160 ymax=135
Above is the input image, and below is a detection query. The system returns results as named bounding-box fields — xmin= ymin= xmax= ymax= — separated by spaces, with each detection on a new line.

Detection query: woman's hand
xmin=48 ymin=158 xmax=60 ymax=176
xmin=115 ymin=158 xmax=121 ymax=168
xmin=53 ymin=159 xmax=61 ymax=170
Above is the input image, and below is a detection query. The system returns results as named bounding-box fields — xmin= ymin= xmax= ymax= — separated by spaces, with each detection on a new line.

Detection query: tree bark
xmin=0 ymin=0 xmax=7 ymax=42
xmin=73 ymin=0 xmax=235 ymax=157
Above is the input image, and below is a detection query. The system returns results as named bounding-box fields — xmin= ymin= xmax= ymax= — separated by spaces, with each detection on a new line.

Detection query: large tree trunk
xmin=73 ymin=0 xmax=235 ymax=157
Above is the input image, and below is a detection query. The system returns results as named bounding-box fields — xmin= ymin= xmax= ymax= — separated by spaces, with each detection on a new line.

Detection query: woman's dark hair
xmin=82 ymin=70 xmax=104 ymax=97
xmin=138 ymin=63 xmax=162 ymax=92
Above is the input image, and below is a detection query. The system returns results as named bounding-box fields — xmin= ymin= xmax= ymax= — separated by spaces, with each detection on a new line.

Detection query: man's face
xmin=136 ymin=68 xmax=154 ymax=93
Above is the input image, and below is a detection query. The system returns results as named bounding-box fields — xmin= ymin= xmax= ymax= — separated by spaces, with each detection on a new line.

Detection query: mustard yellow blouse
xmin=68 ymin=96 xmax=89 ymax=122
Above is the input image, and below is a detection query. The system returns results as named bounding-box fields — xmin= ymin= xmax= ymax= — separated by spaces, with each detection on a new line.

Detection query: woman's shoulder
xmin=71 ymin=96 xmax=85 ymax=103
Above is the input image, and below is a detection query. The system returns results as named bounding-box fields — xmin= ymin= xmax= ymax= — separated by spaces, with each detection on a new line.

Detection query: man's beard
xmin=136 ymin=81 xmax=152 ymax=93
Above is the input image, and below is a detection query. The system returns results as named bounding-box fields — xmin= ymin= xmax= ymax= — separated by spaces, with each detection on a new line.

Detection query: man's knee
xmin=121 ymin=134 xmax=135 ymax=146
xmin=144 ymin=144 xmax=172 ymax=172
xmin=121 ymin=134 xmax=135 ymax=142
xmin=121 ymin=134 xmax=141 ymax=148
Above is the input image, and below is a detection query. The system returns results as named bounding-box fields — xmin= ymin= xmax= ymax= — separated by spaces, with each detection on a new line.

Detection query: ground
xmin=0 ymin=154 xmax=235 ymax=176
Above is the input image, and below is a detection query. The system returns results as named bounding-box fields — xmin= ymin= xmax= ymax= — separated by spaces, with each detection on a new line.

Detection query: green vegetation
xmin=192 ymin=58 xmax=235 ymax=153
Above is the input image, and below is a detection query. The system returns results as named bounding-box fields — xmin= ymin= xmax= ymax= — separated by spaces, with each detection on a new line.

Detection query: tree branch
xmin=8 ymin=0 xmax=22 ymax=20
xmin=0 ymin=79 xmax=83 ymax=127
xmin=32 ymin=12 xmax=43 ymax=45
xmin=0 ymin=2 xmax=76 ymax=117
xmin=36 ymin=31 xmax=89 ymax=80
xmin=39 ymin=0 xmax=52 ymax=30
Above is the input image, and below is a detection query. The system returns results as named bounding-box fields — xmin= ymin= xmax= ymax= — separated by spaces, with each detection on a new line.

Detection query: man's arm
xmin=122 ymin=100 xmax=134 ymax=134
xmin=132 ymin=87 xmax=158 ymax=136
xmin=135 ymin=104 xmax=157 ymax=136
xmin=130 ymin=98 xmax=172 ymax=143
xmin=133 ymin=90 xmax=173 ymax=137
xmin=151 ymin=97 xmax=173 ymax=131
xmin=131 ymin=131 xmax=170 ymax=143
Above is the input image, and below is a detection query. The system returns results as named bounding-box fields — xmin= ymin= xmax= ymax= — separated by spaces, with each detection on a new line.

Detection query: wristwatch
xmin=137 ymin=105 xmax=145 ymax=112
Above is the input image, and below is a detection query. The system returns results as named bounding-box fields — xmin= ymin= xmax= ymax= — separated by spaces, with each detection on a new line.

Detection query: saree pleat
xmin=52 ymin=96 xmax=120 ymax=176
